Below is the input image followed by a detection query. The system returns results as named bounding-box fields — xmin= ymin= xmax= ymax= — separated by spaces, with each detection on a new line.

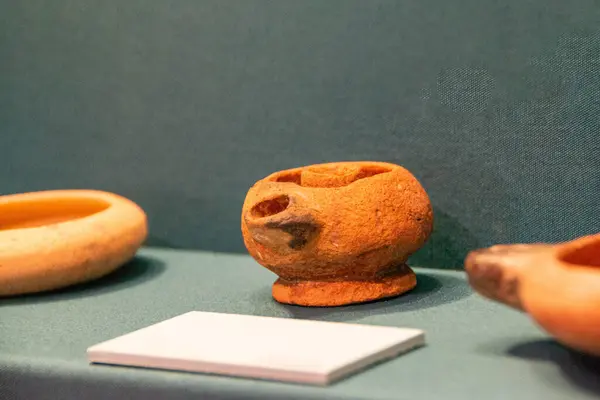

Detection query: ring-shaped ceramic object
xmin=465 ymin=232 xmax=600 ymax=356
xmin=0 ymin=189 xmax=148 ymax=296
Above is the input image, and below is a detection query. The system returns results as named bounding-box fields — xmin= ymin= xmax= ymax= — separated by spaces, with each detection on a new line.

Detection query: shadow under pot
xmin=241 ymin=161 xmax=434 ymax=307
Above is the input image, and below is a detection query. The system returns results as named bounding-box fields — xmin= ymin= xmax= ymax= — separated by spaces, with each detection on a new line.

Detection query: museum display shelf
xmin=1 ymin=247 xmax=599 ymax=400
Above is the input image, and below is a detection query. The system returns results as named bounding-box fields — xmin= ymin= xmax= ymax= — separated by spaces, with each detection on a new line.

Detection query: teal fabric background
xmin=1 ymin=0 xmax=599 ymax=268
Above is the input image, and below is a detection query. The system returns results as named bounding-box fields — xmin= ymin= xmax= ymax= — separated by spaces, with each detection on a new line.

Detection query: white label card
xmin=87 ymin=311 xmax=425 ymax=385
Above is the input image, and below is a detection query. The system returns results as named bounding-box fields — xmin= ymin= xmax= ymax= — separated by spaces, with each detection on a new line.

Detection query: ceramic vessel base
xmin=272 ymin=265 xmax=417 ymax=307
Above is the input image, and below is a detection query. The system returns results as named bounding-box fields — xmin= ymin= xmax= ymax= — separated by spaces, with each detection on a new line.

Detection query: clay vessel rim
xmin=263 ymin=161 xmax=400 ymax=190
xmin=555 ymin=233 xmax=600 ymax=268
xmin=0 ymin=189 xmax=143 ymax=233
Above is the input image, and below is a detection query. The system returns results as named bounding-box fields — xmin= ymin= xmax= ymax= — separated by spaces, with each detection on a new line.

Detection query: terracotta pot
xmin=465 ymin=233 xmax=600 ymax=356
xmin=0 ymin=189 xmax=148 ymax=296
xmin=241 ymin=161 xmax=433 ymax=307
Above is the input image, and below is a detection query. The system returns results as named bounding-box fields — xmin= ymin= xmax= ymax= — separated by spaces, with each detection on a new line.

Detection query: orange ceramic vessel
xmin=465 ymin=232 xmax=600 ymax=356
xmin=0 ymin=190 xmax=148 ymax=296
xmin=241 ymin=161 xmax=433 ymax=307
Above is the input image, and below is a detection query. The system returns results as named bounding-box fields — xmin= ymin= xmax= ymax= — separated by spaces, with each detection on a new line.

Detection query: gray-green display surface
xmin=1 ymin=248 xmax=599 ymax=400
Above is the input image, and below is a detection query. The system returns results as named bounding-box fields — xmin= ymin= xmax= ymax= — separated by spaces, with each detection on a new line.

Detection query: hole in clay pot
xmin=273 ymin=171 xmax=302 ymax=185
xmin=251 ymin=195 xmax=290 ymax=218
xmin=355 ymin=165 xmax=392 ymax=180
xmin=560 ymin=240 xmax=600 ymax=267
xmin=0 ymin=197 xmax=111 ymax=231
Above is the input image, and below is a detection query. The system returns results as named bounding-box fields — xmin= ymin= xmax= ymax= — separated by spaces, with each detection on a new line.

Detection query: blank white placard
xmin=87 ymin=311 xmax=425 ymax=385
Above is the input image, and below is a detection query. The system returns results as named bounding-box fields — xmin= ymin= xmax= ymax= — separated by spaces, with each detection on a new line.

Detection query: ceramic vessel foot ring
xmin=272 ymin=264 xmax=417 ymax=307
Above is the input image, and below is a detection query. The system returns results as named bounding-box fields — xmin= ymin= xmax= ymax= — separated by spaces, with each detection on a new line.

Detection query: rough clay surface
xmin=241 ymin=161 xmax=433 ymax=306
xmin=273 ymin=264 xmax=417 ymax=307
